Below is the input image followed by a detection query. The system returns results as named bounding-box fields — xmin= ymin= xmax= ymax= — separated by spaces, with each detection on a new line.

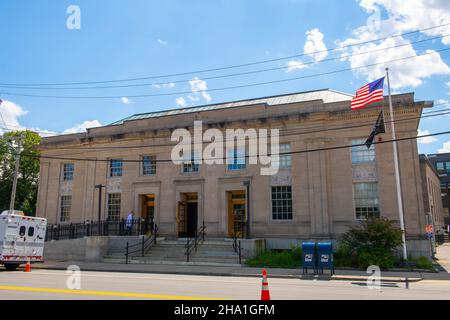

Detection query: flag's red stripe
xmin=351 ymin=90 xmax=383 ymax=104
xmin=351 ymin=93 xmax=383 ymax=107
xmin=351 ymin=95 xmax=384 ymax=109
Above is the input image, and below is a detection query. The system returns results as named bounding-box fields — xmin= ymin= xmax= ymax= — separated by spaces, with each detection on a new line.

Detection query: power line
xmin=1 ymin=34 xmax=448 ymax=91
xmin=15 ymin=130 xmax=450 ymax=163
xmin=0 ymin=101 xmax=448 ymax=139
xmin=1 ymin=22 xmax=449 ymax=87
xmin=30 ymin=108 xmax=450 ymax=151
xmin=3 ymin=47 xmax=450 ymax=100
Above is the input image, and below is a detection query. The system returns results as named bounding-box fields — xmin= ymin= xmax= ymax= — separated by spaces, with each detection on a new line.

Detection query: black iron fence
xmin=45 ymin=218 xmax=152 ymax=241
xmin=185 ymin=221 xmax=206 ymax=262
xmin=125 ymin=224 xmax=159 ymax=264
xmin=232 ymin=220 xmax=246 ymax=264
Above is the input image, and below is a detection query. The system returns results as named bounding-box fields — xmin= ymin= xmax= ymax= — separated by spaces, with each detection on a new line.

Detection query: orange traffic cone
xmin=24 ymin=258 xmax=31 ymax=273
xmin=260 ymin=269 xmax=271 ymax=300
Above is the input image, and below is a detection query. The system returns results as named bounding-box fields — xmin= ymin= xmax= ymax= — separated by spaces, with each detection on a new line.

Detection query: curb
xmin=30 ymin=265 xmax=423 ymax=283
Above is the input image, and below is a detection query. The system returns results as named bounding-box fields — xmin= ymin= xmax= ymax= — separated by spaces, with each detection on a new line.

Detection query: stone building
xmin=419 ymin=154 xmax=446 ymax=234
xmin=36 ymin=89 xmax=434 ymax=255
xmin=427 ymin=152 xmax=450 ymax=226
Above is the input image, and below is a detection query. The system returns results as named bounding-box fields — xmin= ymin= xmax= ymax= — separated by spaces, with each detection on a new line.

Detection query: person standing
xmin=126 ymin=211 xmax=135 ymax=235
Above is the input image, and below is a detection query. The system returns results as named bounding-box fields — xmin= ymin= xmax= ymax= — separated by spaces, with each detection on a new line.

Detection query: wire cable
xmin=1 ymin=22 xmax=449 ymax=87
xmin=1 ymin=34 xmax=448 ymax=91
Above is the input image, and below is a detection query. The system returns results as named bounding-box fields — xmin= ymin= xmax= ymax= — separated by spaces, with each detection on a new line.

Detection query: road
xmin=0 ymin=269 xmax=449 ymax=300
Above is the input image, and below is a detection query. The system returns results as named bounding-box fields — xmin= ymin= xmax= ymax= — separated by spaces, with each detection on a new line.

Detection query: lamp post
xmin=94 ymin=184 xmax=105 ymax=234
xmin=243 ymin=180 xmax=250 ymax=239
xmin=6 ymin=135 xmax=24 ymax=212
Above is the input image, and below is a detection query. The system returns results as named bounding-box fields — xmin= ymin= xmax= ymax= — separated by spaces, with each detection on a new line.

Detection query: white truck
xmin=0 ymin=210 xmax=47 ymax=271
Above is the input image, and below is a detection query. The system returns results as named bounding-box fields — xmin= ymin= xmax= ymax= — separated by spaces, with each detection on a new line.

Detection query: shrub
xmin=340 ymin=217 xmax=403 ymax=269
xmin=245 ymin=246 xmax=302 ymax=269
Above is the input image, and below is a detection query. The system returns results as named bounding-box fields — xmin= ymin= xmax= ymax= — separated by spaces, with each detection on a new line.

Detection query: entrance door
xmin=140 ymin=194 xmax=155 ymax=234
xmin=186 ymin=202 xmax=198 ymax=238
xmin=177 ymin=193 xmax=198 ymax=238
xmin=227 ymin=191 xmax=246 ymax=238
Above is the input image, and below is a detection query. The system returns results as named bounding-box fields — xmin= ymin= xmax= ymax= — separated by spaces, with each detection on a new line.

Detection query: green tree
xmin=0 ymin=130 xmax=41 ymax=215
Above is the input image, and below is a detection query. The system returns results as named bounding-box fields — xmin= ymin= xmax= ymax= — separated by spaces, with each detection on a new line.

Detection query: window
xmin=446 ymin=162 xmax=450 ymax=173
xmin=110 ymin=159 xmax=123 ymax=177
xmin=60 ymin=195 xmax=72 ymax=222
xmin=63 ymin=163 xmax=74 ymax=181
xmin=28 ymin=227 xmax=34 ymax=237
xmin=227 ymin=147 xmax=246 ymax=171
xmin=279 ymin=143 xmax=291 ymax=169
xmin=19 ymin=226 xmax=26 ymax=237
xmin=271 ymin=186 xmax=293 ymax=220
xmin=107 ymin=193 xmax=121 ymax=222
xmin=142 ymin=155 xmax=156 ymax=176
xmin=351 ymin=139 xmax=375 ymax=164
xmin=182 ymin=151 xmax=200 ymax=173
xmin=436 ymin=162 xmax=445 ymax=172
xmin=441 ymin=183 xmax=447 ymax=191
xmin=353 ymin=182 xmax=380 ymax=220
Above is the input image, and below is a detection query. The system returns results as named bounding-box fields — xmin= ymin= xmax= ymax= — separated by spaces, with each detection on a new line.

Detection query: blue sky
xmin=0 ymin=0 xmax=449 ymax=154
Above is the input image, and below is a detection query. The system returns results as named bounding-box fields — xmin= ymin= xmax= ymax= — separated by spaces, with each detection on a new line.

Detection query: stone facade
xmin=36 ymin=90 xmax=433 ymax=255
xmin=419 ymin=154 xmax=446 ymax=233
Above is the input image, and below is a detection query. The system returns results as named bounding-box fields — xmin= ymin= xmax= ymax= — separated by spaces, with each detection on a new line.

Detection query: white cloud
xmin=157 ymin=39 xmax=168 ymax=46
xmin=152 ymin=82 xmax=175 ymax=89
xmin=304 ymin=28 xmax=328 ymax=62
xmin=286 ymin=60 xmax=308 ymax=72
xmin=338 ymin=0 xmax=450 ymax=89
xmin=418 ymin=129 xmax=438 ymax=144
xmin=121 ymin=97 xmax=134 ymax=105
xmin=63 ymin=120 xmax=102 ymax=134
xmin=438 ymin=140 xmax=450 ymax=153
xmin=175 ymin=97 xmax=187 ymax=108
xmin=357 ymin=0 xmax=450 ymax=45
xmin=0 ymin=100 xmax=27 ymax=134
xmin=188 ymin=77 xmax=212 ymax=103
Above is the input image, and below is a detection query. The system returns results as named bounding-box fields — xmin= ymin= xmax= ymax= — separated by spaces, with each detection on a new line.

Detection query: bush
xmin=340 ymin=217 xmax=403 ymax=269
xmin=246 ymin=246 xmax=302 ymax=269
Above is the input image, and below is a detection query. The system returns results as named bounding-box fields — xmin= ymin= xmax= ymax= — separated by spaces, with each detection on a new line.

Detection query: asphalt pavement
xmin=0 ymin=269 xmax=449 ymax=300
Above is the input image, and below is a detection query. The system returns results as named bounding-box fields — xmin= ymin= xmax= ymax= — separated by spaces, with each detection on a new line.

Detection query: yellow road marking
xmin=0 ymin=285 xmax=230 ymax=300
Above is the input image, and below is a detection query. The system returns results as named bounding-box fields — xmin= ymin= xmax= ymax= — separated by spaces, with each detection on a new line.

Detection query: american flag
xmin=351 ymin=77 xmax=385 ymax=110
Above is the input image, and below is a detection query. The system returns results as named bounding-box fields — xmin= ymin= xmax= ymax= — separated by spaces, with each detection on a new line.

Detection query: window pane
xmin=436 ymin=162 xmax=444 ymax=171
xmin=353 ymin=182 xmax=380 ymax=220
xmin=183 ymin=151 xmax=200 ymax=173
xmin=271 ymin=186 xmax=293 ymax=220
xmin=110 ymin=159 xmax=123 ymax=177
xmin=446 ymin=162 xmax=450 ymax=173
xmin=351 ymin=139 xmax=375 ymax=164
xmin=228 ymin=147 xmax=246 ymax=170
xmin=142 ymin=155 xmax=156 ymax=175
xmin=63 ymin=163 xmax=74 ymax=181
xmin=107 ymin=193 xmax=121 ymax=222
xmin=279 ymin=143 xmax=291 ymax=169
xmin=60 ymin=195 xmax=72 ymax=222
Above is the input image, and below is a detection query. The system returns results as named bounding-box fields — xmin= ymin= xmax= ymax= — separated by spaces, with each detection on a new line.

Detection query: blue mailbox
xmin=301 ymin=242 xmax=317 ymax=275
xmin=317 ymin=242 xmax=334 ymax=275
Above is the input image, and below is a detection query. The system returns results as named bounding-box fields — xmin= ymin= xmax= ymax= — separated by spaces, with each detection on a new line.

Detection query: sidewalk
xmin=29 ymin=260 xmax=450 ymax=282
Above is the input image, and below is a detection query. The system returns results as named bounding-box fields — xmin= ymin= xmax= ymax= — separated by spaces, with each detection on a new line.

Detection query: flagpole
xmin=385 ymin=67 xmax=408 ymax=260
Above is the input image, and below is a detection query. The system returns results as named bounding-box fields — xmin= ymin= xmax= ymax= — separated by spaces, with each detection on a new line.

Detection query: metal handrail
xmin=125 ymin=224 xmax=158 ymax=264
xmin=232 ymin=220 xmax=244 ymax=264
xmin=185 ymin=221 xmax=206 ymax=262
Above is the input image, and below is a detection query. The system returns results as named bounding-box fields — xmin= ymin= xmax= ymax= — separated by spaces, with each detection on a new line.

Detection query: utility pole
xmin=8 ymin=135 xmax=24 ymax=212
xmin=94 ymin=184 xmax=105 ymax=235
